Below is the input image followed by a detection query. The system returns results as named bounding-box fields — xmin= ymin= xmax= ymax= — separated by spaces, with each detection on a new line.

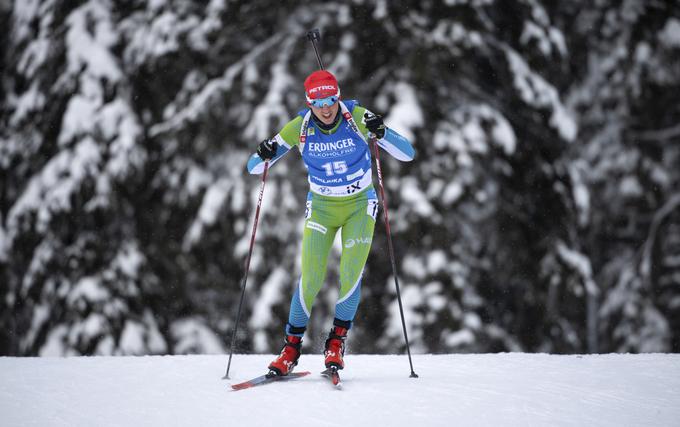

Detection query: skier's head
xmin=304 ymin=70 xmax=340 ymax=103
xmin=304 ymin=70 xmax=340 ymax=125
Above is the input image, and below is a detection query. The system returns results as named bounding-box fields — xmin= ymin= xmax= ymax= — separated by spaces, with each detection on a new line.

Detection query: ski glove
xmin=257 ymin=138 xmax=278 ymax=161
xmin=364 ymin=112 xmax=386 ymax=139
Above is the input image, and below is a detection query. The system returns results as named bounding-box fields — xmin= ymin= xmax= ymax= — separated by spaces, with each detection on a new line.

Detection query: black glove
xmin=364 ymin=112 xmax=386 ymax=139
xmin=256 ymin=138 xmax=278 ymax=161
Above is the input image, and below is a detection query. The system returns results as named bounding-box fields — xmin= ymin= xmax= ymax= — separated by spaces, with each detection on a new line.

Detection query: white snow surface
xmin=1 ymin=353 xmax=679 ymax=427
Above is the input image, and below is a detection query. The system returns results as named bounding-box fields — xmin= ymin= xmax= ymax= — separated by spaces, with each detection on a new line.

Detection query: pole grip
xmin=306 ymin=28 xmax=321 ymax=43
xmin=306 ymin=28 xmax=325 ymax=70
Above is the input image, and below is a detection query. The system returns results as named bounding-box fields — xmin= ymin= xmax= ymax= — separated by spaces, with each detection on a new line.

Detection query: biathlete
xmin=247 ymin=70 xmax=415 ymax=376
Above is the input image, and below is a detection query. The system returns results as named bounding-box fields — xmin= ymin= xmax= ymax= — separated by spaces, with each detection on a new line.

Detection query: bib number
xmin=321 ymin=161 xmax=348 ymax=176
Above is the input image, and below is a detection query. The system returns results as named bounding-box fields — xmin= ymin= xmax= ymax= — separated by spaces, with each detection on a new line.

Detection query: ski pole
xmin=307 ymin=26 xmax=417 ymax=378
xmin=223 ymin=160 xmax=270 ymax=379
xmin=307 ymin=28 xmax=325 ymax=70
xmin=371 ymin=137 xmax=418 ymax=378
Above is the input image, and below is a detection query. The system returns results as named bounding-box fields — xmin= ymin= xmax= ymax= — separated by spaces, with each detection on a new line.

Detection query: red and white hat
xmin=304 ymin=70 xmax=340 ymax=103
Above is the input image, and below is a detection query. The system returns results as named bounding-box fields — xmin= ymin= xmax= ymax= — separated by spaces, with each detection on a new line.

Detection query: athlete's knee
xmin=335 ymin=279 xmax=362 ymax=322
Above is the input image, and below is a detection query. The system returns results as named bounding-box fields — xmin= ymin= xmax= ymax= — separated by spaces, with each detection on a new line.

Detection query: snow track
xmin=1 ymin=354 xmax=679 ymax=426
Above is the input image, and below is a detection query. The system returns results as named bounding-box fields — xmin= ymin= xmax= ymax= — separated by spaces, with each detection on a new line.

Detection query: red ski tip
xmin=230 ymin=371 xmax=311 ymax=391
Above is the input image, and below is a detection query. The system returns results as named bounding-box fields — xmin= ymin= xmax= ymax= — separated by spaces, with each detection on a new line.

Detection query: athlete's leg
xmin=334 ymin=190 xmax=378 ymax=326
xmin=286 ymin=195 xmax=337 ymax=335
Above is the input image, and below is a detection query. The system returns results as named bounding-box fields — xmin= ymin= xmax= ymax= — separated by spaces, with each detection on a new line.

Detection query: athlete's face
xmin=310 ymin=101 xmax=339 ymax=125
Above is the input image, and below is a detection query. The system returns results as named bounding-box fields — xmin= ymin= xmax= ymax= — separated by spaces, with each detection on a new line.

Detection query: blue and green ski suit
xmin=247 ymin=100 xmax=415 ymax=335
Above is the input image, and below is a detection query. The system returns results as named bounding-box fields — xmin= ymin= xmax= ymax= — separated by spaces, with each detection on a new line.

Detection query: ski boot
xmin=324 ymin=326 xmax=348 ymax=370
xmin=268 ymin=335 xmax=302 ymax=376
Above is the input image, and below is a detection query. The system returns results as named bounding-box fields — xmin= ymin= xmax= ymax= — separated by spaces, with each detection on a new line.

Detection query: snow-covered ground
xmin=1 ymin=353 xmax=679 ymax=426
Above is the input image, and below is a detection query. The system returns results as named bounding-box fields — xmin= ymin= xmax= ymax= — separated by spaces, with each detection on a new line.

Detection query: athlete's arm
xmin=352 ymin=106 xmax=415 ymax=162
xmin=246 ymin=116 xmax=303 ymax=174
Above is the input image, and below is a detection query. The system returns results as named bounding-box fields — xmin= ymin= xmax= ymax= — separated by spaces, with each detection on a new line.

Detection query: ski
xmin=320 ymin=367 xmax=342 ymax=389
xmin=230 ymin=371 xmax=311 ymax=391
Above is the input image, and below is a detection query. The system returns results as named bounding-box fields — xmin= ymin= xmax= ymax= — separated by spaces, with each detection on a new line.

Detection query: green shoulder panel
xmin=278 ymin=115 xmax=304 ymax=148
xmin=351 ymin=105 xmax=371 ymax=139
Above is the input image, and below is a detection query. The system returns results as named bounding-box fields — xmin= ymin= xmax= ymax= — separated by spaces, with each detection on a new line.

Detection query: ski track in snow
xmin=1 ymin=354 xmax=679 ymax=427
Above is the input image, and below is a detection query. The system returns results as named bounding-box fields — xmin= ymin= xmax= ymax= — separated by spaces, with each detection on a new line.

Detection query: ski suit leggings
xmin=286 ymin=187 xmax=378 ymax=336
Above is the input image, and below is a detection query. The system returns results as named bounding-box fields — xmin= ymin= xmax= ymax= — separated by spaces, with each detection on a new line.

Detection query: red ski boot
xmin=268 ymin=335 xmax=302 ymax=376
xmin=324 ymin=326 xmax=348 ymax=370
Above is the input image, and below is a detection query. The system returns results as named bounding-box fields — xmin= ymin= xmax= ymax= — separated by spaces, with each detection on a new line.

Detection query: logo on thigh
xmin=306 ymin=221 xmax=327 ymax=234
xmin=344 ymin=237 xmax=372 ymax=248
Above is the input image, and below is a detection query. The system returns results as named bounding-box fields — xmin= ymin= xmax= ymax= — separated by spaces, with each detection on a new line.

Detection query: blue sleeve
xmin=246 ymin=136 xmax=292 ymax=174
xmin=378 ymin=128 xmax=416 ymax=161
